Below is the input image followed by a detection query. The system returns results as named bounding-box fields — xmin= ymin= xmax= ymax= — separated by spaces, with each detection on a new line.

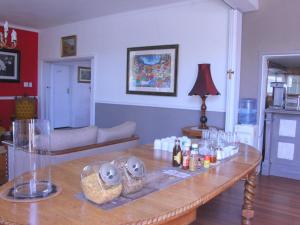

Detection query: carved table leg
xmin=242 ymin=170 xmax=256 ymax=225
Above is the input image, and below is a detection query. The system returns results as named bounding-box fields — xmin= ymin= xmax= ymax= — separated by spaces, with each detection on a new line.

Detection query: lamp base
xmin=199 ymin=96 xmax=208 ymax=129
xmin=199 ymin=115 xmax=208 ymax=129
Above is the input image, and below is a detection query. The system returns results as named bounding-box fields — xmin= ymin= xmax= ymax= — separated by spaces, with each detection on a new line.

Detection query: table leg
xmin=242 ymin=170 xmax=256 ymax=225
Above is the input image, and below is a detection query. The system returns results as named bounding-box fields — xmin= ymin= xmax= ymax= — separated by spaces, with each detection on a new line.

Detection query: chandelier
xmin=0 ymin=21 xmax=17 ymax=49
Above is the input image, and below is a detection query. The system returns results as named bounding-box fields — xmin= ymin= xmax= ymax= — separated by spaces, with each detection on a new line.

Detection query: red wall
xmin=0 ymin=28 xmax=38 ymax=130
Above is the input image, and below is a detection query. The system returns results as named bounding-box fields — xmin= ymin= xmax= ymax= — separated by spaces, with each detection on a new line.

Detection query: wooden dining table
xmin=0 ymin=144 xmax=261 ymax=225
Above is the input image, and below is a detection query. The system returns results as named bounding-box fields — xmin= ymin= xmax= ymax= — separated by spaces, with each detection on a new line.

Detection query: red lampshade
xmin=189 ymin=64 xmax=220 ymax=96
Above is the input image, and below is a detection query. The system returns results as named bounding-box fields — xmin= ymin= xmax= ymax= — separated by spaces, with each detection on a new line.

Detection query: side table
xmin=182 ymin=126 xmax=202 ymax=139
xmin=0 ymin=145 xmax=7 ymax=185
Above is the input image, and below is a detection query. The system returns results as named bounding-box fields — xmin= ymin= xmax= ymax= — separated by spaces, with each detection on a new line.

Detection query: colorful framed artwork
xmin=78 ymin=67 xmax=91 ymax=83
xmin=0 ymin=49 xmax=20 ymax=82
xmin=61 ymin=35 xmax=77 ymax=57
xmin=126 ymin=44 xmax=179 ymax=96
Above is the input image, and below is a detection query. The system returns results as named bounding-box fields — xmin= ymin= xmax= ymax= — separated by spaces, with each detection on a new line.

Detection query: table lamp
xmin=189 ymin=64 xmax=220 ymax=129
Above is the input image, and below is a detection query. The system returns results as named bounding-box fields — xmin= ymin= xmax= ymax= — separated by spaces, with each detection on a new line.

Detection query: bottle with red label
xmin=182 ymin=143 xmax=191 ymax=170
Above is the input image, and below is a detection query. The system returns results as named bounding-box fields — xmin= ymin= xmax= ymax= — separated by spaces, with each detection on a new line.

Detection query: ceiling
xmin=0 ymin=0 xmax=192 ymax=29
xmin=269 ymin=56 xmax=300 ymax=68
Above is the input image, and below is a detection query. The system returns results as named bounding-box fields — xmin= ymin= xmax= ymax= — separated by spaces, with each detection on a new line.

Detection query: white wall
xmin=39 ymin=0 xmax=230 ymax=113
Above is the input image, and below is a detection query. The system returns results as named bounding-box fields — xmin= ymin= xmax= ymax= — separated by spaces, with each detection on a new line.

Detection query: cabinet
xmin=235 ymin=124 xmax=258 ymax=147
xmin=262 ymin=108 xmax=300 ymax=180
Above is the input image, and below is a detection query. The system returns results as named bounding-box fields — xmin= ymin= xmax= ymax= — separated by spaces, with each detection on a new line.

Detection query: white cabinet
xmin=235 ymin=124 xmax=258 ymax=148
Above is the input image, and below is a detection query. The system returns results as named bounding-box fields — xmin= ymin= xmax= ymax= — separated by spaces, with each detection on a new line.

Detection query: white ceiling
xmin=270 ymin=56 xmax=300 ymax=68
xmin=0 ymin=0 xmax=191 ymax=29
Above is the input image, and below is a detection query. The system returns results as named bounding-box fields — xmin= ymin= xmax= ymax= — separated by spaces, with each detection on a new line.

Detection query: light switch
xmin=24 ymin=82 xmax=28 ymax=87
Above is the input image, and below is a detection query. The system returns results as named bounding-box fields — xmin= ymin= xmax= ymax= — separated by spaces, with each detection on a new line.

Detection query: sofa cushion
xmin=97 ymin=121 xmax=136 ymax=143
xmin=50 ymin=126 xmax=98 ymax=151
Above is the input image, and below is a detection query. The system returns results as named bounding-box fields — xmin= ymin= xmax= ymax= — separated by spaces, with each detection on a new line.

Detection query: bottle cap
xmin=192 ymin=143 xmax=198 ymax=148
xmin=126 ymin=156 xmax=145 ymax=178
xmin=99 ymin=163 xmax=121 ymax=186
xmin=184 ymin=142 xmax=191 ymax=147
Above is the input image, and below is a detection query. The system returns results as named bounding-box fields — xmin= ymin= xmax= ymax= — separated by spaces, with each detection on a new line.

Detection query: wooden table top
xmin=0 ymin=144 xmax=261 ymax=225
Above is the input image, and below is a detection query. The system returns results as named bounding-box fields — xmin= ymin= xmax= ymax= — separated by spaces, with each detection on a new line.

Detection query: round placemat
xmin=0 ymin=183 xmax=61 ymax=203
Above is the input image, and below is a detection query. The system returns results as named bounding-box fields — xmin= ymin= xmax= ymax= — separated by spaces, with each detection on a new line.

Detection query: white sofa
xmin=6 ymin=121 xmax=139 ymax=180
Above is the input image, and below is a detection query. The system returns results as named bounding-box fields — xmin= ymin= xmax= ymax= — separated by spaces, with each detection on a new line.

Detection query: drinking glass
xmin=12 ymin=119 xmax=52 ymax=199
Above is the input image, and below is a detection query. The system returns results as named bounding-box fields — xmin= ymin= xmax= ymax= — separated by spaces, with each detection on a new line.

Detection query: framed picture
xmin=0 ymin=49 xmax=20 ymax=82
xmin=126 ymin=44 xmax=179 ymax=96
xmin=78 ymin=67 xmax=91 ymax=83
xmin=61 ymin=35 xmax=77 ymax=57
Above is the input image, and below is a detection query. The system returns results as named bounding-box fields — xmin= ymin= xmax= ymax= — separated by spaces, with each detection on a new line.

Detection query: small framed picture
xmin=61 ymin=35 xmax=77 ymax=57
xmin=78 ymin=67 xmax=91 ymax=83
xmin=126 ymin=44 xmax=178 ymax=96
xmin=0 ymin=49 xmax=20 ymax=82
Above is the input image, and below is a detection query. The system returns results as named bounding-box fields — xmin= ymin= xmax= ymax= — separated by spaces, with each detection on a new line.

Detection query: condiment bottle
xmin=189 ymin=144 xmax=198 ymax=172
xmin=182 ymin=143 xmax=191 ymax=170
xmin=204 ymin=155 xmax=210 ymax=169
xmin=210 ymin=149 xmax=217 ymax=164
xmin=172 ymin=139 xmax=182 ymax=167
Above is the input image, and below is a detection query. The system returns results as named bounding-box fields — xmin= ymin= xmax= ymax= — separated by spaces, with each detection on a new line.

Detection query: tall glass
xmin=12 ymin=119 xmax=52 ymax=199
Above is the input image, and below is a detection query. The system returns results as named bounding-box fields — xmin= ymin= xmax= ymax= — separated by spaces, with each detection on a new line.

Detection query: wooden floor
xmin=191 ymin=175 xmax=300 ymax=225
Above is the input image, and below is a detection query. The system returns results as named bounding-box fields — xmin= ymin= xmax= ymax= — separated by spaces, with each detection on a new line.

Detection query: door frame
xmin=38 ymin=55 xmax=97 ymax=129
xmin=225 ymin=9 xmax=242 ymax=132
xmin=258 ymin=52 xmax=300 ymax=152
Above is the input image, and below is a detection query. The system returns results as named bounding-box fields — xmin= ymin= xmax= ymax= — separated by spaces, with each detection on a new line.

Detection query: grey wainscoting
xmin=95 ymin=103 xmax=225 ymax=144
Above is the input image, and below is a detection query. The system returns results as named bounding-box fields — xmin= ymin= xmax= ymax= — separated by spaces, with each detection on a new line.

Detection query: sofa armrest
xmin=49 ymin=135 xmax=139 ymax=156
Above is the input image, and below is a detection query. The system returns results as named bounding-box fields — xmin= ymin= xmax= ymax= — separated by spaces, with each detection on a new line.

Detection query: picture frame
xmin=126 ymin=44 xmax=179 ymax=96
xmin=61 ymin=35 xmax=77 ymax=57
xmin=0 ymin=49 xmax=20 ymax=83
xmin=78 ymin=67 xmax=91 ymax=83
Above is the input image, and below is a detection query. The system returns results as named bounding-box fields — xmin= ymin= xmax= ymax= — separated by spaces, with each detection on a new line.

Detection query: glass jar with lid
xmin=113 ymin=156 xmax=146 ymax=196
xmin=81 ymin=161 xmax=122 ymax=204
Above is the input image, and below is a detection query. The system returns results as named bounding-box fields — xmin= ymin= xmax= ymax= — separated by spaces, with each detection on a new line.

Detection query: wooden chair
xmin=11 ymin=96 xmax=37 ymax=121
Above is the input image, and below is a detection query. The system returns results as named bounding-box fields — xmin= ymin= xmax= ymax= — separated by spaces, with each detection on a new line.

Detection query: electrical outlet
xmin=28 ymin=82 xmax=32 ymax=87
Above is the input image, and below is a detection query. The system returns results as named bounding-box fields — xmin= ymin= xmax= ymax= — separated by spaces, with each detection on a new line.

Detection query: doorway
xmin=39 ymin=56 xmax=95 ymax=130
xmin=259 ymin=54 xmax=300 ymax=179
xmin=259 ymin=53 xmax=300 ymax=152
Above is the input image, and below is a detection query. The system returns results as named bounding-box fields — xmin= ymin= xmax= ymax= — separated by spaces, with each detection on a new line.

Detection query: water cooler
xmin=235 ymin=98 xmax=258 ymax=148
xmin=235 ymin=124 xmax=258 ymax=147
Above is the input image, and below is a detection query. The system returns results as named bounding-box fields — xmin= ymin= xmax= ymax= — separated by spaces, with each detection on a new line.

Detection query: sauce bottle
xmin=204 ymin=155 xmax=210 ymax=169
xmin=189 ymin=144 xmax=198 ymax=172
xmin=172 ymin=139 xmax=182 ymax=167
xmin=210 ymin=149 xmax=217 ymax=164
xmin=182 ymin=143 xmax=191 ymax=170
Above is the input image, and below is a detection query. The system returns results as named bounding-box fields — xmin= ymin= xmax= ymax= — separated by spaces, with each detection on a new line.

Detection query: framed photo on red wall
xmin=0 ymin=49 xmax=20 ymax=82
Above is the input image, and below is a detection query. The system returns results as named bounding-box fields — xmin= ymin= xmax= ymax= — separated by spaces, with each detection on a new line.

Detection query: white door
xmin=52 ymin=64 xmax=71 ymax=128
xmin=71 ymin=77 xmax=91 ymax=127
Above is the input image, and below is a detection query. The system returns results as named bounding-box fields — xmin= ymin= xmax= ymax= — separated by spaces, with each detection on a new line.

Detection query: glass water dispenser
xmin=271 ymin=82 xmax=286 ymax=109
